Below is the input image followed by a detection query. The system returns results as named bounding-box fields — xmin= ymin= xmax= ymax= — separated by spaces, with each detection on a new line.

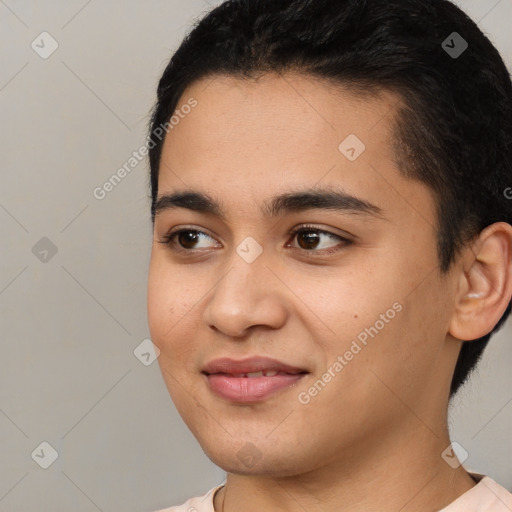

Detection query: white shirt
xmin=155 ymin=473 xmax=512 ymax=512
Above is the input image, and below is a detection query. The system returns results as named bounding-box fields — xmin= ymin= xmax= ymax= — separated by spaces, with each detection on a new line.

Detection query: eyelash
xmin=157 ymin=224 xmax=353 ymax=256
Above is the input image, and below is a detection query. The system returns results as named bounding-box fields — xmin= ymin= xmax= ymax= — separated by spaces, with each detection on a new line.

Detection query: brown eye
xmin=177 ymin=230 xmax=201 ymax=249
xmin=158 ymin=228 xmax=219 ymax=252
xmin=289 ymin=226 xmax=352 ymax=255
xmin=296 ymin=230 xmax=322 ymax=250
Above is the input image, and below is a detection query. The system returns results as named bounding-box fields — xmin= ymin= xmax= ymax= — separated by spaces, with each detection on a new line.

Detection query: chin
xmin=199 ymin=435 xmax=320 ymax=477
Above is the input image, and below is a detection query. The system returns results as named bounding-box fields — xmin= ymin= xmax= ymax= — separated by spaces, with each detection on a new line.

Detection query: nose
xmin=202 ymin=246 xmax=288 ymax=338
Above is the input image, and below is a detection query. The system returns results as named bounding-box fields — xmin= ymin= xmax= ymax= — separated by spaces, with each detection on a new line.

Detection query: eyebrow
xmin=153 ymin=187 xmax=384 ymax=221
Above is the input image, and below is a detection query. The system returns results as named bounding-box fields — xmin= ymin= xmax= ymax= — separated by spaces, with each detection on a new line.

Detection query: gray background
xmin=0 ymin=1 xmax=510 ymax=510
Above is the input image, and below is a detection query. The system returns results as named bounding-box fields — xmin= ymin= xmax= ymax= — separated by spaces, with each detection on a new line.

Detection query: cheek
xmin=148 ymin=264 xmax=196 ymax=412
xmin=301 ymin=263 xmax=416 ymax=386
xmin=291 ymin=263 xmax=398 ymax=351
xmin=147 ymin=257 xmax=206 ymax=378
xmin=147 ymin=256 xmax=191 ymax=342
xmin=147 ymin=260 xmax=171 ymax=343
xmin=348 ymin=277 xmax=452 ymax=410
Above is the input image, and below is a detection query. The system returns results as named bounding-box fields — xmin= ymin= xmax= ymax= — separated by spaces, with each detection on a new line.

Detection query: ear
xmin=449 ymin=222 xmax=512 ymax=341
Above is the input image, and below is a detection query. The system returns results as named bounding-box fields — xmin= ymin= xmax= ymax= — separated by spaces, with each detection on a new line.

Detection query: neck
xmin=214 ymin=426 xmax=476 ymax=512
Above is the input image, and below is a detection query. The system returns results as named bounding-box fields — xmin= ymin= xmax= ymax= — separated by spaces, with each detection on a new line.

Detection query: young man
xmin=146 ymin=0 xmax=512 ymax=510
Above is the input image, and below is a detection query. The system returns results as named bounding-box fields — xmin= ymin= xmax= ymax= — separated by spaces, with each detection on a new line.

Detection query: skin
xmin=147 ymin=72 xmax=512 ymax=512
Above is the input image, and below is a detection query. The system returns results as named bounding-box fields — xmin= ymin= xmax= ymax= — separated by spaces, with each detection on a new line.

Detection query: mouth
xmin=201 ymin=356 xmax=309 ymax=402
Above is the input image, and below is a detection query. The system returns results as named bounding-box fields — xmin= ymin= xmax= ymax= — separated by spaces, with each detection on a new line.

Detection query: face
xmin=147 ymin=72 xmax=460 ymax=476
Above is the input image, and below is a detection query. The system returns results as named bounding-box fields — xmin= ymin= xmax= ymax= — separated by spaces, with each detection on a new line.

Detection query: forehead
xmin=159 ymin=72 xmax=395 ymax=179
xmin=165 ymin=72 xmax=400 ymax=156
xmin=156 ymin=72 xmax=435 ymax=226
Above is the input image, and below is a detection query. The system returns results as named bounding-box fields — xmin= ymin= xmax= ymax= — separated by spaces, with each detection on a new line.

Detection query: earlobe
xmin=449 ymin=222 xmax=512 ymax=341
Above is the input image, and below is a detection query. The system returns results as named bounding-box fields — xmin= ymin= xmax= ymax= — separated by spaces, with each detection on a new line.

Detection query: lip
xmin=202 ymin=356 xmax=309 ymax=376
xmin=202 ymin=356 xmax=309 ymax=403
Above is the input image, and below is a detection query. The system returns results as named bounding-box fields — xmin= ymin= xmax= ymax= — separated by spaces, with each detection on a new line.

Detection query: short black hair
xmin=147 ymin=0 xmax=512 ymax=397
